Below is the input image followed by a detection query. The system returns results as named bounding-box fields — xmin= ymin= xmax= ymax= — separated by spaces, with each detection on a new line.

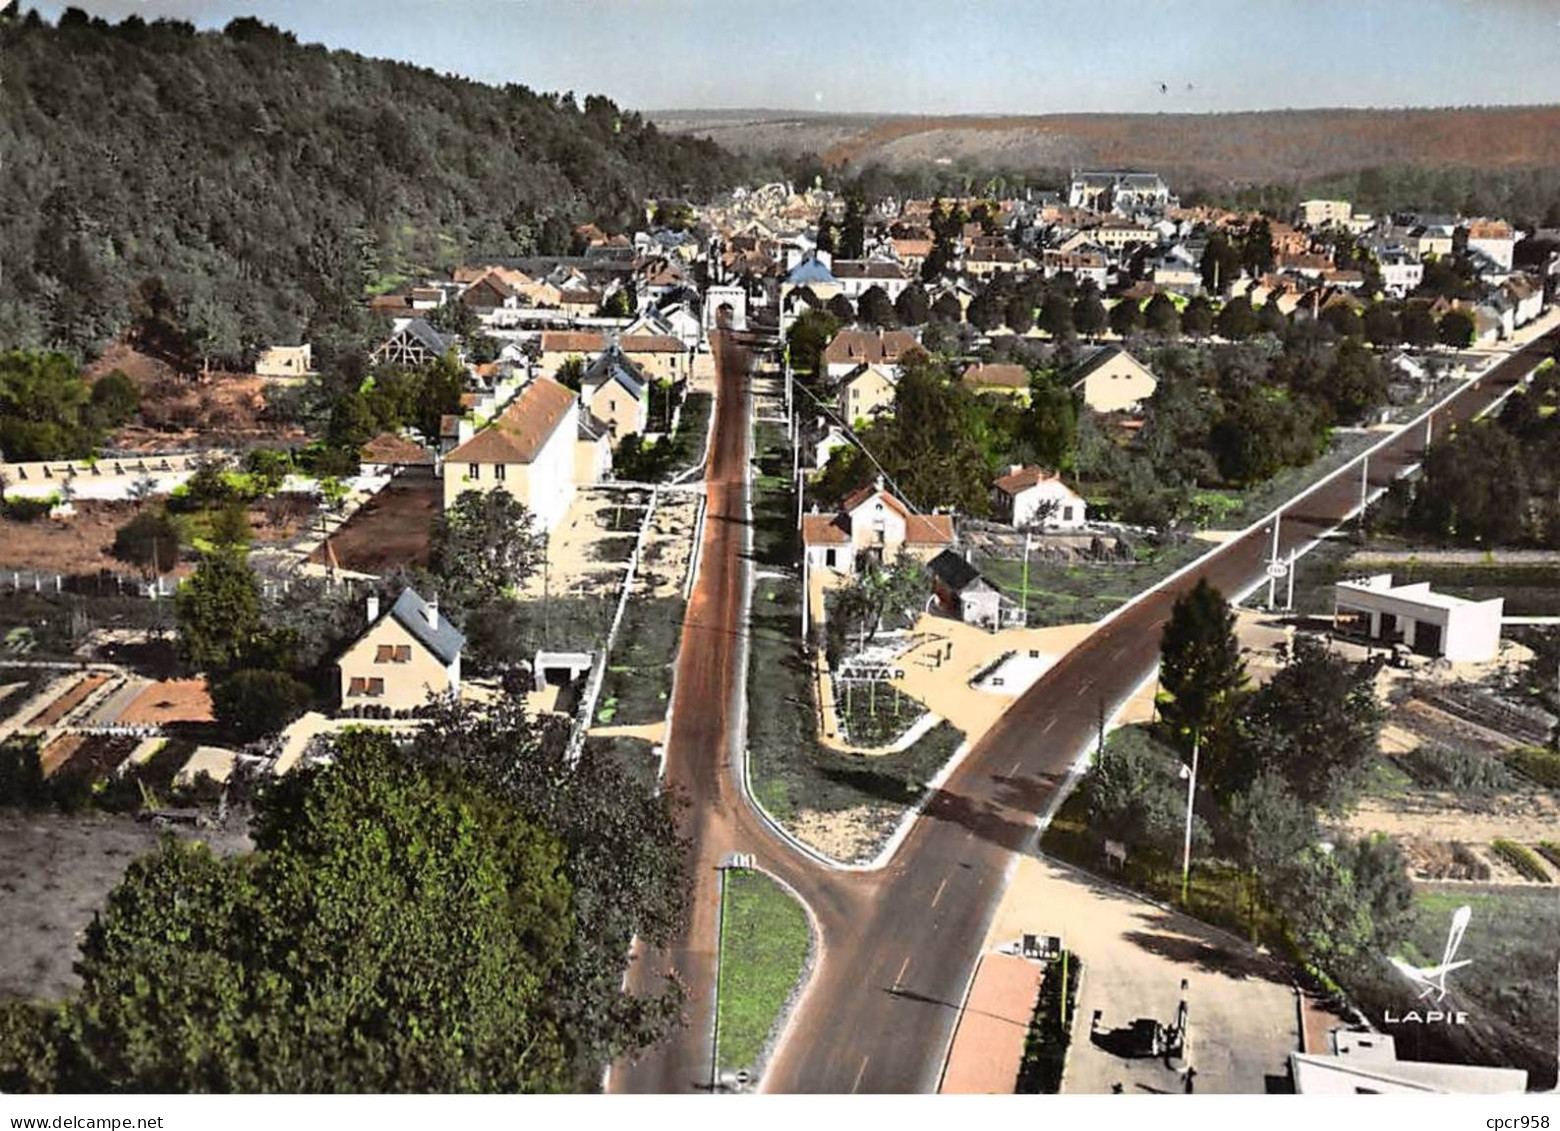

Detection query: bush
xmin=1490 ymin=839 xmax=1551 ymax=883
xmin=1016 ymin=952 xmax=1082 ymax=1094
xmin=1536 ymin=842 xmax=1560 ymax=871
xmin=0 ymin=736 xmax=47 ymax=807
xmin=210 ymin=669 xmax=313 ymax=742
xmin=1397 ymin=744 xmax=1514 ymax=793
xmin=1507 ymin=746 xmax=1560 ymax=789
xmin=1 ymin=495 xmax=55 ymax=522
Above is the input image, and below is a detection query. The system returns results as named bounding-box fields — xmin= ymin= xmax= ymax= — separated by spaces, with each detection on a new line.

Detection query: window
xmin=395 ymin=645 xmax=412 ymax=662
xmin=367 ymin=678 xmax=385 ymax=697
xmin=348 ymin=676 xmax=367 ymax=696
xmin=825 ymin=549 xmax=837 ymax=568
xmin=494 ymin=463 xmax=506 ymax=481
xmin=375 ymin=644 xmax=395 ymax=663
xmin=468 ymin=463 xmax=480 ymax=480
xmin=1061 ymin=506 xmax=1074 ymax=522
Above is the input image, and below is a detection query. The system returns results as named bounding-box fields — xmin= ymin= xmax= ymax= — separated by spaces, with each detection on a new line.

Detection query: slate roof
xmin=927 ymin=549 xmax=982 ymax=592
xmin=785 ymin=256 xmax=839 ymax=286
xmin=583 ymin=347 xmax=648 ymax=399
xmin=387 ymin=587 xmax=465 ymax=666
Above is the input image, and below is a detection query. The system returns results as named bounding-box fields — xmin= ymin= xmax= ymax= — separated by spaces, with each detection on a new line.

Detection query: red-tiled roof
xmin=620 ymin=334 xmax=684 ymax=353
xmin=541 ymin=331 xmax=607 ymax=354
xmin=360 ymin=432 xmax=433 ymax=466
xmin=446 ymin=378 xmax=576 ymax=465
xmin=801 ymin=513 xmax=851 ymax=545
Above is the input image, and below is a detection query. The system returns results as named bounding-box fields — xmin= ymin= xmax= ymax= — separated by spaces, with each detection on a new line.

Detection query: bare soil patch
xmin=311 ymin=474 xmax=438 ymax=575
xmin=0 ymin=809 xmax=250 ymax=1001
xmin=86 ymin=344 xmax=305 ymax=450
xmin=117 ymin=678 xmax=214 ymax=727
xmin=25 ymin=672 xmax=109 ymax=729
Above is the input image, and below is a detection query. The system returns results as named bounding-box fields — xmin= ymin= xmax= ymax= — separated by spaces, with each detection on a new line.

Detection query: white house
xmin=1377 ymin=249 xmax=1425 ymax=296
xmin=1464 ymin=220 xmax=1516 ymax=272
xmin=801 ymin=481 xmax=955 ymax=576
xmin=813 ymin=424 xmax=853 ymax=471
xmin=1332 ymin=574 xmax=1503 ymax=662
xmin=991 ymin=466 xmax=1087 ymax=530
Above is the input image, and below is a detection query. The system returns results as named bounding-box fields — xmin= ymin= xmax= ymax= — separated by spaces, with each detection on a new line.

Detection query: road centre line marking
xmin=852 ymin=1055 xmax=870 ymax=1093
xmin=1008 ymin=760 xmax=1022 ymax=776
xmin=893 ymin=954 xmax=912 ymax=988
xmin=930 ymin=876 xmax=949 ymax=908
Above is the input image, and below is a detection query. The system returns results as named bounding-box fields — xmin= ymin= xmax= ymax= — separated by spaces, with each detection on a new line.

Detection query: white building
xmin=1291 ymin=1030 xmax=1526 ymax=1094
xmin=991 ymin=466 xmax=1087 ymax=529
xmin=1333 ymin=574 xmax=1503 ymax=662
xmin=1377 ymin=249 xmax=1425 ymax=296
xmin=1295 ymin=199 xmax=1354 ymax=228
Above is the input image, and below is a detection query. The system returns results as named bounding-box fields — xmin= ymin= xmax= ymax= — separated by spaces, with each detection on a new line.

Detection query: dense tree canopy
xmin=0 ymin=10 xmax=748 ymax=359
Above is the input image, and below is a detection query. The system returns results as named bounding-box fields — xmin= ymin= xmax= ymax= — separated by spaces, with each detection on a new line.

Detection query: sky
xmin=32 ymin=1 xmax=1560 ymax=115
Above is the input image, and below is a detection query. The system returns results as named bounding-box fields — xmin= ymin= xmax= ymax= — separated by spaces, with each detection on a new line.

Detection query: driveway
xmin=982 ymin=855 xmax=1301 ymax=1094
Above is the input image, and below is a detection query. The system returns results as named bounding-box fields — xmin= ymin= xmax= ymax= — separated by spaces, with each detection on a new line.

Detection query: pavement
xmin=981 ymin=855 xmax=1300 ymax=1095
xmin=610 ymin=324 xmax=1560 ymax=1094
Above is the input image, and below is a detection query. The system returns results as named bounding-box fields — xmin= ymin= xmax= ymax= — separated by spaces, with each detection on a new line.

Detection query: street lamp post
xmin=1180 ymin=728 xmax=1201 ymax=908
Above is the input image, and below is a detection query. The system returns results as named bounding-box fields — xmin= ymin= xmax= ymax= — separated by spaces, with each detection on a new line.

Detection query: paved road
xmin=612 ymin=327 xmax=1559 ymax=1094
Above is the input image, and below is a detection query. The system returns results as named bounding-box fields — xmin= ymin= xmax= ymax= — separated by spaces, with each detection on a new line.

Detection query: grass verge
xmin=748 ymin=576 xmax=964 ymax=863
xmin=1339 ymin=886 xmax=1560 ymax=1090
xmin=974 ymin=538 xmax=1205 ymax=628
xmin=715 ymin=868 xmax=811 ymax=1075
xmin=594 ymin=596 xmax=686 ymax=726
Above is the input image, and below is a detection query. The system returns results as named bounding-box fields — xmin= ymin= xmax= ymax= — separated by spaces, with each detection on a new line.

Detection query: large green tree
xmin=1157 ymin=579 xmax=1246 ymax=753
xmin=1233 ymin=637 xmax=1384 ymax=811
xmin=175 ymin=549 xmax=266 ymax=673
xmin=430 ymin=490 xmax=547 ymax=613
xmin=14 ymin=731 xmax=577 ymax=1092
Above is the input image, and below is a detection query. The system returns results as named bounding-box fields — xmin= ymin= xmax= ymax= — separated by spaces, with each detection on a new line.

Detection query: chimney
xmin=424 ymin=596 xmax=439 ymax=631
xmin=366 ymin=593 xmax=380 ymax=622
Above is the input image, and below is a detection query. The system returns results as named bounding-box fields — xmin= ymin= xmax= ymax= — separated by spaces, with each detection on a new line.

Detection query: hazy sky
xmin=34 ymin=1 xmax=1560 ymax=114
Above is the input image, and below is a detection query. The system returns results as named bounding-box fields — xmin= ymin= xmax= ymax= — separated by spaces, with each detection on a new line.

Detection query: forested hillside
xmin=0 ymin=7 xmax=746 ymax=362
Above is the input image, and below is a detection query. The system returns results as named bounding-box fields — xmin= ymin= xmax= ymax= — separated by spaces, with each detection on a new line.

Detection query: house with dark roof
xmin=926 ymin=549 xmax=1017 ymax=629
xmin=337 ymin=588 xmax=464 ymax=712
xmin=443 ymin=376 xmax=580 ymax=531
xmin=822 ymin=327 xmax=920 ymax=380
xmin=371 ymin=318 xmax=455 ymax=368
xmin=1065 ymin=345 xmax=1159 ymax=414
xmin=581 ymin=347 xmax=650 ymax=438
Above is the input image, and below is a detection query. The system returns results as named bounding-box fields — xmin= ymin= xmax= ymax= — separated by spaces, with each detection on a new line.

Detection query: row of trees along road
xmin=1087 ymin=579 xmax=1413 ymax=976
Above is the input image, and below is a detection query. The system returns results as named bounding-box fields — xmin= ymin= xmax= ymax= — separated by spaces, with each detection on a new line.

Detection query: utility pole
xmin=1180 ymin=728 xmax=1202 ymax=908
xmin=1266 ymin=518 xmax=1282 ymax=608
xmin=1285 ymin=546 xmax=1297 ymax=612
xmin=1359 ymin=454 xmax=1370 ymax=521
xmin=1020 ymin=532 xmax=1032 ymax=623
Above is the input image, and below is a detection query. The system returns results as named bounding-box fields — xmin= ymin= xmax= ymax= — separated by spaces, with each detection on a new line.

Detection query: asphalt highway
xmin=611 ymin=326 xmax=1559 ymax=1094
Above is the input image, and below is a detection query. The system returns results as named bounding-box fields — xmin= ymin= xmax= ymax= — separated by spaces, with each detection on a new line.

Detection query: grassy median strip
xmin=747 ymin=576 xmax=965 ymax=860
xmin=715 ymin=868 xmax=811 ymax=1075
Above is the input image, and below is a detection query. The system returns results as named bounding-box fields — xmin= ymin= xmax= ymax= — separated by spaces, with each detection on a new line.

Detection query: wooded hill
xmin=0 ymin=7 xmax=747 ymax=362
